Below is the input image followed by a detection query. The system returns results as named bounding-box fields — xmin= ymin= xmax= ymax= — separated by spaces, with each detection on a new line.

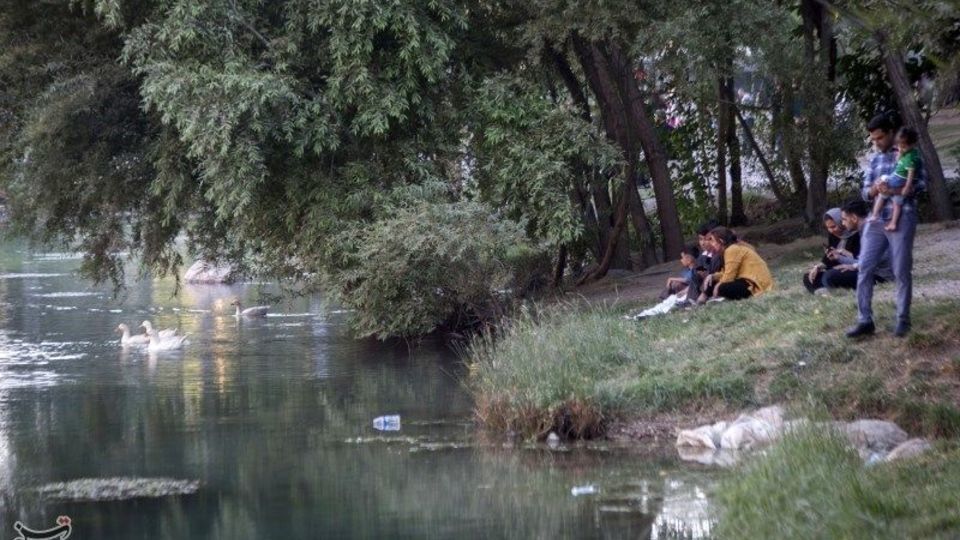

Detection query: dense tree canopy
xmin=1 ymin=0 xmax=957 ymax=337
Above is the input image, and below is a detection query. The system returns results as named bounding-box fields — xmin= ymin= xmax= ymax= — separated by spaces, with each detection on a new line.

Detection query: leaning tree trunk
xmin=735 ymin=106 xmax=792 ymax=208
xmin=878 ymin=34 xmax=954 ymax=221
xmin=548 ymin=46 xmax=610 ymax=261
xmin=606 ymin=43 xmax=684 ymax=259
xmin=572 ymin=36 xmax=635 ymax=275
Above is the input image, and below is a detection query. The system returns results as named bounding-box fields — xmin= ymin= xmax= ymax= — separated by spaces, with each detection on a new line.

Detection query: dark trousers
xmin=716 ymin=278 xmax=753 ymax=300
xmin=802 ymin=270 xmax=826 ymax=293
xmin=822 ymin=268 xmax=858 ymax=290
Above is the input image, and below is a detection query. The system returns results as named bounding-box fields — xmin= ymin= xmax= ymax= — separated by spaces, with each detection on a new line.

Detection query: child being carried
xmin=871 ymin=126 xmax=921 ymax=232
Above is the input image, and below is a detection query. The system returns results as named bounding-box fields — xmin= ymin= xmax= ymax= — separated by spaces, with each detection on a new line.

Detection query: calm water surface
xmin=0 ymin=245 xmax=715 ymax=538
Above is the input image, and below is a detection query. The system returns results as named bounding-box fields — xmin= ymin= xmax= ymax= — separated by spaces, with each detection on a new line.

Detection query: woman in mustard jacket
xmin=703 ymin=226 xmax=774 ymax=300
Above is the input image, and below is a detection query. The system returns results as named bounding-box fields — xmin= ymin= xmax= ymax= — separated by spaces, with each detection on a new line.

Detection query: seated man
xmin=824 ymin=200 xmax=893 ymax=290
xmin=687 ymin=220 xmax=722 ymax=300
xmin=660 ymin=244 xmax=700 ymax=300
xmin=803 ymin=208 xmax=860 ymax=294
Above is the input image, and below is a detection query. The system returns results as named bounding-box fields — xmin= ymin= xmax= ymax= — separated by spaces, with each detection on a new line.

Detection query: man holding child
xmin=846 ymin=114 xmax=926 ymax=339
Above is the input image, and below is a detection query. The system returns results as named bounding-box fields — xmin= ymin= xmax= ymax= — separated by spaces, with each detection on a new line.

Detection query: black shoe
xmin=845 ymin=321 xmax=875 ymax=338
xmin=893 ymin=321 xmax=911 ymax=338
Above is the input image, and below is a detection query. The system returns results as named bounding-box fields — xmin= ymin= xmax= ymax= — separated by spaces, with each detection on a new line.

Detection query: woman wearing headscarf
xmin=802 ymin=208 xmax=861 ymax=294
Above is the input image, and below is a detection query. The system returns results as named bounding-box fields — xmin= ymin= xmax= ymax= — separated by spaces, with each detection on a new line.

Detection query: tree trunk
xmin=578 ymin=186 xmax=631 ymax=285
xmin=878 ymin=34 xmax=954 ymax=221
xmin=572 ymin=36 xmax=633 ymax=273
xmin=605 ymin=43 xmax=684 ymax=259
xmin=626 ymin=175 xmax=658 ymax=268
xmin=548 ymin=45 xmax=608 ymax=261
xmin=716 ymin=77 xmax=730 ymax=226
xmin=776 ymin=87 xmax=808 ymax=208
xmin=724 ymin=76 xmax=747 ymax=226
xmin=552 ymin=244 xmax=567 ymax=288
xmin=801 ymin=0 xmax=833 ymax=228
xmin=735 ymin=105 xmax=792 ymax=208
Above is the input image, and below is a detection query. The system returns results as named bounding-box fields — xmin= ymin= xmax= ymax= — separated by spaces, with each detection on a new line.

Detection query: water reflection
xmin=0 ymin=244 xmax=717 ymax=538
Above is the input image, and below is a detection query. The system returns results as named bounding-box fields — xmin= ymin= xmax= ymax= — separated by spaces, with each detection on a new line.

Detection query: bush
xmin=324 ymin=201 xmax=548 ymax=339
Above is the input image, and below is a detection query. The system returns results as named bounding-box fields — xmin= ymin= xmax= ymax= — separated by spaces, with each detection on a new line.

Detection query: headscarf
xmin=823 ymin=207 xmax=854 ymax=250
xmin=824 ymin=208 xmax=843 ymax=230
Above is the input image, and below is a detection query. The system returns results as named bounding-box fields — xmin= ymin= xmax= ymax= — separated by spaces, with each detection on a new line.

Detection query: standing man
xmin=846 ymin=115 xmax=926 ymax=338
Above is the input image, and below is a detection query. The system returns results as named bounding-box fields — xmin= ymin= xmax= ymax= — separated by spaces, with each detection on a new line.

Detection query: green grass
xmin=715 ymin=429 xmax=960 ymax=539
xmin=467 ymin=226 xmax=960 ymax=439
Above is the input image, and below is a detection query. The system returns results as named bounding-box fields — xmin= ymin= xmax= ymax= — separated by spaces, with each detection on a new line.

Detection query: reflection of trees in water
xmin=0 ymin=261 xmax=715 ymax=537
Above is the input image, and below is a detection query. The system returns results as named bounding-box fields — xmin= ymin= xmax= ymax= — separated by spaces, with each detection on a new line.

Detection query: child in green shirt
xmin=871 ymin=127 xmax=920 ymax=232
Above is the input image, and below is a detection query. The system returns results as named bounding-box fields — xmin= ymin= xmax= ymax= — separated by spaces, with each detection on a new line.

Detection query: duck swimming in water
xmin=116 ymin=323 xmax=150 ymax=346
xmin=231 ymin=300 xmax=269 ymax=318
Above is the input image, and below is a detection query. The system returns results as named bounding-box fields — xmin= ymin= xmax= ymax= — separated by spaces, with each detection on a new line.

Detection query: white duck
xmin=231 ymin=300 xmax=269 ymax=318
xmin=117 ymin=323 xmax=150 ymax=346
xmin=140 ymin=321 xmax=189 ymax=351
xmin=140 ymin=320 xmax=179 ymax=339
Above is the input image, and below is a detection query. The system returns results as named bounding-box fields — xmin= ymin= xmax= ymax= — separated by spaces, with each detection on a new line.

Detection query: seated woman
xmin=802 ymin=208 xmax=860 ymax=294
xmin=700 ymin=226 xmax=774 ymax=301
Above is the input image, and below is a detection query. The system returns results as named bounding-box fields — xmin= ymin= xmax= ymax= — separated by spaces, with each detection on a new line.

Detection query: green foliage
xmin=2 ymin=0 xmax=958 ymax=340
xmin=323 ymin=200 xmax=547 ymax=339
xmin=469 ymin=74 xmax=621 ymax=247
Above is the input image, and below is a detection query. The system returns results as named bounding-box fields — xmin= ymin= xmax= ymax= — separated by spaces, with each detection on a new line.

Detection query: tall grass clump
xmin=715 ymin=429 xmax=960 ymax=538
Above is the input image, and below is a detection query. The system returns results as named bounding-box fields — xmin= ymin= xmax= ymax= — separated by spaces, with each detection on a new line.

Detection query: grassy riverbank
xmin=715 ymin=430 xmax=960 ymax=538
xmin=468 ymin=222 xmax=960 ymax=439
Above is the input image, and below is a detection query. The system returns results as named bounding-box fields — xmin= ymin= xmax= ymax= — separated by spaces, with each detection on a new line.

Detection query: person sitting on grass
xmin=660 ymin=244 xmax=701 ymax=300
xmin=870 ymin=126 xmax=922 ymax=232
xmin=688 ymin=220 xmax=723 ymax=300
xmin=803 ymin=207 xmax=860 ymax=294
xmin=699 ymin=226 xmax=774 ymax=302
xmin=821 ymin=199 xmax=893 ymax=291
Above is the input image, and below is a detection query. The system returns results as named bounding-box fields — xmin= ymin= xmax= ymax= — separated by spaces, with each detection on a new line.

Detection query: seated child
xmin=660 ymin=244 xmax=701 ymax=300
xmin=871 ymin=127 xmax=920 ymax=232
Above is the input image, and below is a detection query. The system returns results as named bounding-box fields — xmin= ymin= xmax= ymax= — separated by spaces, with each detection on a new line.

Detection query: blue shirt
xmin=862 ymin=146 xmax=927 ymax=213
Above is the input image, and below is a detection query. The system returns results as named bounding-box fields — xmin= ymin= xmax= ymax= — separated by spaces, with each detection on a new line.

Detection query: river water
xmin=0 ymin=244 xmax=715 ymax=539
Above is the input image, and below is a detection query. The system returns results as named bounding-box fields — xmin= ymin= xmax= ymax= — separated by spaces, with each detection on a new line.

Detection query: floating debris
xmin=343 ymin=436 xmax=422 ymax=445
xmin=408 ymin=442 xmax=473 ymax=453
xmin=571 ymin=485 xmax=598 ymax=496
xmin=35 ymin=477 xmax=200 ymax=502
xmin=373 ymin=415 xmax=401 ymax=431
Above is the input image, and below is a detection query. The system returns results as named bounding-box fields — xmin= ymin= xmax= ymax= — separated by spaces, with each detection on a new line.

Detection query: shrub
xmin=324 ymin=201 xmax=548 ymax=339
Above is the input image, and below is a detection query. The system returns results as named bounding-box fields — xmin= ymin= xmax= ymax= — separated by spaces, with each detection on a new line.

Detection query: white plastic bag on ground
xmin=720 ymin=419 xmax=778 ymax=450
xmin=883 ymin=438 xmax=932 ymax=462
xmin=625 ymin=294 xmax=680 ymax=320
xmin=676 ymin=421 xmax=728 ymax=449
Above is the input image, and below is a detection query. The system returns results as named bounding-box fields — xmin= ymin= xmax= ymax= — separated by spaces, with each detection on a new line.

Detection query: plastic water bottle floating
xmin=570 ymin=485 xmax=598 ymax=496
xmin=373 ymin=415 xmax=401 ymax=431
